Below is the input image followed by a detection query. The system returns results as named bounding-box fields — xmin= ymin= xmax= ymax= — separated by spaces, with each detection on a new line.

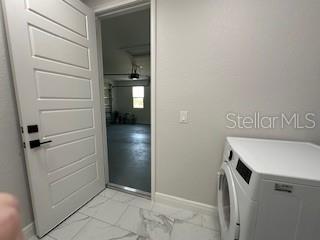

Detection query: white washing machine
xmin=217 ymin=137 xmax=320 ymax=240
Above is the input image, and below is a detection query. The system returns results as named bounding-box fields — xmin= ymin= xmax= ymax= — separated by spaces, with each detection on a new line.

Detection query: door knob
xmin=29 ymin=139 xmax=52 ymax=149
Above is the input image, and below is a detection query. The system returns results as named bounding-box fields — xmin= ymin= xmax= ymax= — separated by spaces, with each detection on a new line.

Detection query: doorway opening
xmin=100 ymin=8 xmax=151 ymax=196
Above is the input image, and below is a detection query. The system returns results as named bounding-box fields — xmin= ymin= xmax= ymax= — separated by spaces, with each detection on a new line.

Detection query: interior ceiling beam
xmin=119 ymin=43 xmax=150 ymax=50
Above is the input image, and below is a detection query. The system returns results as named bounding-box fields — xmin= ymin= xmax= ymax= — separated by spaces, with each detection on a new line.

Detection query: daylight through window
xmin=132 ymin=86 xmax=144 ymax=109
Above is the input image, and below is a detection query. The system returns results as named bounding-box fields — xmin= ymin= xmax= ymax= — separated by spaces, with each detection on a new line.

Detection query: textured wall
xmin=0 ymin=2 xmax=33 ymax=227
xmin=155 ymin=0 xmax=320 ymax=205
xmin=51 ymin=0 xmax=320 ymax=207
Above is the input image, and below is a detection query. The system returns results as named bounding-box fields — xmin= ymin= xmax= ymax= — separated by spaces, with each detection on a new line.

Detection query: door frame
xmin=94 ymin=0 xmax=156 ymax=199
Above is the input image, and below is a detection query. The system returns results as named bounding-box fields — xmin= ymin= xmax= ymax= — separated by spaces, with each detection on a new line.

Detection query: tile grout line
xmin=78 ymin=200 xmax=145 ymax=237
xmin=43 ymin=189 xmax=220 ymax=240
xmin=79 ymin=214 xmax=141 ymax=238
xmin=132 ymin=203 xmax=221 ymax=233
xmin=47 ymin=213 xmax=91 ymax=240
xmin=69 ymin=217 xmax=92 ymax=240
xmin=112 ymin=195 xmax=221 ymax=234
xmin=111 ymin=206 xmax=148 ymax=238
xmin=114 ymin=203 xmax=130 ymax=226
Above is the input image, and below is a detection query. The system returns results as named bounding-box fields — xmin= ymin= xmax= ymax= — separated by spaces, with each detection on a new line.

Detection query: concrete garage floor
xmin=107 ymin=124 xmax=151 ymax=193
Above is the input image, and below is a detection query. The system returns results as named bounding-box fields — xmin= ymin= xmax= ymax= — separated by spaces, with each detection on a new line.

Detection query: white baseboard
xmin=154 ymin=192 xmax=217 ymax=216
xmin=22 ymin=222 xmax=35 ymax=239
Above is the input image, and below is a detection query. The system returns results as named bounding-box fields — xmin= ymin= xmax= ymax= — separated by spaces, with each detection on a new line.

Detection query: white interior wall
xmin=82 ymin=0 xmax=320 ymax=206
xmin=156 ymin=0 xmax=320 ymax=206
xmin=0 ymin=2 xmax=33 ymax=227
xmin=100 ymin=8 xmax=150 ymax=73
xmin=0 ymin=0 xmax=316 ymax=222
xmin=101 ymin=29 xmax=131 ymax=74
xmin=112 ymin=83 xmax=151 ymax=124
xmin=110 ymin=55 xmax=151 ymax=124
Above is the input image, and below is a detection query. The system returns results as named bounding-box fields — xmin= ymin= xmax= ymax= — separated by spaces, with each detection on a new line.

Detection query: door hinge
xmin=20 ymin=126 xmax=24 ymax=134
xmin=23 ymin=142 xmax=26 ymax=148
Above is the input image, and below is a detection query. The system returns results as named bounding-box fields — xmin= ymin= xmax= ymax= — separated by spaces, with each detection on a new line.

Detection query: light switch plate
xmin=179 ymin=110 xmax=189 ymax=123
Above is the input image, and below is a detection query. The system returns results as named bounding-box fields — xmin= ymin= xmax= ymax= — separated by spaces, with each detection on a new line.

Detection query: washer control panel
xmin=236 ymin=159 xmax=252 ymax=184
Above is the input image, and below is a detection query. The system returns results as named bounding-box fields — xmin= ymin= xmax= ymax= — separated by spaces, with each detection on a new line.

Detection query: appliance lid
xmin=227 ymin=137 xmax=320 ymax=184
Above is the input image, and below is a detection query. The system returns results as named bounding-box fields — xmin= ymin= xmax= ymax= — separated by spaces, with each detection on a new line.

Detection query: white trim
xmin=155 ymin=192 xmax=217 ymax=216
xmin=94 ymin=0 xmax=156 ymax=200
xmin=22 ymin=222 xmax=35 ymax=239
xmin=150 ymin=0 xmax=156 ymax=201
xmin=96 ymin=19 xmax=109 ymax=184
xmin=93 ymin=0 xmax=150 ymax=16
xmin=98 ymin=2 xmax=150 ymax=20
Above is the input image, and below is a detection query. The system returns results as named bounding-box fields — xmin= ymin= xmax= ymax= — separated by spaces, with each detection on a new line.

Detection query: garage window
xmin=132 ymin=86 xmax=144 ymax=109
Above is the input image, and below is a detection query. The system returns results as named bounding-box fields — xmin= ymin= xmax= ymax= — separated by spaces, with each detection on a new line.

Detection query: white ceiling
xmin=101 ymin=8 xmax=150 ymax=52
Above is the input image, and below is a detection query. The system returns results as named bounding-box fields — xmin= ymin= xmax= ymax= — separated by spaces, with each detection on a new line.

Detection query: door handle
xmin=218 ymin=172 xmax=224 ymax=191
xmin=29 ymin=139 xmax=52 ymax=149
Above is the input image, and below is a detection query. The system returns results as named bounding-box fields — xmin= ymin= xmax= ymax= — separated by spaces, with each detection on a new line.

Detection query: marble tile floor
xmin=29 ymin=188 xmax=220 ymax=240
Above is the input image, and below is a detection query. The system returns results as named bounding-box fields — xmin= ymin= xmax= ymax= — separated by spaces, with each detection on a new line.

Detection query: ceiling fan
xmin=104 ymin=63 xmax=149 ymax=81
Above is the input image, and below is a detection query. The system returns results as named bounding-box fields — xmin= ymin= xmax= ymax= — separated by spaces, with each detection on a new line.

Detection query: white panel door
xmin=2 ymin=0 xmax=105 ymax=237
